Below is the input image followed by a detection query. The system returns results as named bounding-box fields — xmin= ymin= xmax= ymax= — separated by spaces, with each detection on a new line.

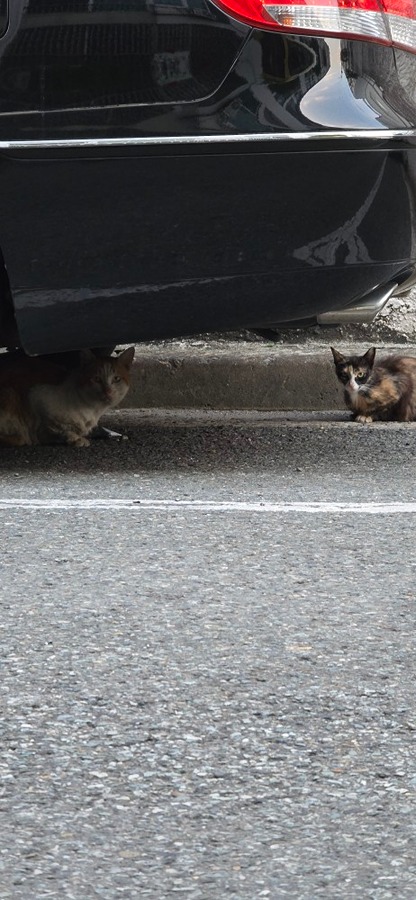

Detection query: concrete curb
xmin=122 ymin=341 xmax=416 ymax=411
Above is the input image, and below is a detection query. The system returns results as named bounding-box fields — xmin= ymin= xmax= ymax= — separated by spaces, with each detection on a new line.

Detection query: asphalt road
xmin=1 ymin=411 xmax=416 ymax=899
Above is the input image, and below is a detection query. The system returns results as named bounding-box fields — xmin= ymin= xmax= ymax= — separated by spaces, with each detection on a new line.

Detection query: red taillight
xmin=213 ymin=0 xmax=416 ymax=52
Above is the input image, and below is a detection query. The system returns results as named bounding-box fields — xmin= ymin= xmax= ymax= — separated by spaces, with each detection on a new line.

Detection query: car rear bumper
xmin=1 ymin=128 xmax=415 ymax=352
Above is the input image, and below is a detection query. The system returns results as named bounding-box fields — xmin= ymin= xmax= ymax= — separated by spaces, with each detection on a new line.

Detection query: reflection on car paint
xmin=152 ymin=51 xmax=192 ymax=85
xmin=293 ymin=159 xmax=387 ymax=267
xmin=0 ymin=0 xmax=246 ymax=116
xmin=300 ymin=39 xmax=386 ymax=129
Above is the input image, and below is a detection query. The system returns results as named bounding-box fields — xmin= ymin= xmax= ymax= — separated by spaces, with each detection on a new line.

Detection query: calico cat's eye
xmin=113 ymin=375 xmax=122 ymax=384
xmin=356 ymin=371 xmax=367 ymax=382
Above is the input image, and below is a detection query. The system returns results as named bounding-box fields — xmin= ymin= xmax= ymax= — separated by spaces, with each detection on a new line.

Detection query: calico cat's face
xmin=77 ymin=347 xmax=135 ymax=407
xmin=331 ymin=347 xmax=376 ymax=394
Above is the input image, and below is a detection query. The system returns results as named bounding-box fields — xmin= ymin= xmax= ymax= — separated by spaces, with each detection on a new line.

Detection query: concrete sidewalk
xmin=123 ymin=289 xmax=416 ymax=412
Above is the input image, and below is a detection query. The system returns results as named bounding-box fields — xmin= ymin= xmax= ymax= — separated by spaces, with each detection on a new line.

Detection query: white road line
xmin=0 ymin=499 xmax=415 ymax=514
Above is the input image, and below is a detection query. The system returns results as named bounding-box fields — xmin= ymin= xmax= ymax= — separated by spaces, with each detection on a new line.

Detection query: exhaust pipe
xmin=317 ymin=281 xmax=398 ymax=326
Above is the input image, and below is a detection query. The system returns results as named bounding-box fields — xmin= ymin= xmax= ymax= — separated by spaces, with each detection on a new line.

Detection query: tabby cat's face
xmin=331 ymin=347 xmax=375 ymax=394
xmin=77 ymin=347 xmax=135 ymax=407
xmin=83 ymin=360 xmax=128 ymax=405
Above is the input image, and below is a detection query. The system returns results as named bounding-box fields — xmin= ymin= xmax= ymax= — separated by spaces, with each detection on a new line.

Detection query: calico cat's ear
xmin=331 ymin=347 xmax=345 ymax=365
xmin=116 ymin=347 xmax=135 ymax=368
xmin=363 ymin=347 xmax=376 ymax=367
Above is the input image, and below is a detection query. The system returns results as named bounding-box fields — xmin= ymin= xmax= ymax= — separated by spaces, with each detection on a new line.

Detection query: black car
xmin=0 ymin=0 xmax=415 ymax=354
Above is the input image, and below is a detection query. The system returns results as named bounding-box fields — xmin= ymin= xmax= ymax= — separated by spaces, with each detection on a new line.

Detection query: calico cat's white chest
xmin=345 ymin=377 xmax=361 ymax=394
xmin=345 ymin=383 xmax=365 ymax=407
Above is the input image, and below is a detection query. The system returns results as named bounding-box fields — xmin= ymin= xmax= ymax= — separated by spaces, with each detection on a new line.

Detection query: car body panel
xmin=0 ymin=2 xmax=415 ymax=352
xmin=0 ymin=16 xmax=414 ymax=138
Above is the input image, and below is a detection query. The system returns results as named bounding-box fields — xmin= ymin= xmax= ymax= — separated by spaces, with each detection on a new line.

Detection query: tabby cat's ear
xmin=79 ymin=349 xmax=97 ymax=367
xmin=331 ymin=347 xmax=345 ymax=365
xmin=117 ymin=347 xmax=135 ymax=368
xmin=363 ymin=347 xmax=376 ymax=367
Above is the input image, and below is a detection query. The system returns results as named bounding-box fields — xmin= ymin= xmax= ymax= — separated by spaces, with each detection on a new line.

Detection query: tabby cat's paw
xmin=67 ymin=435 xmax=91 ymax=447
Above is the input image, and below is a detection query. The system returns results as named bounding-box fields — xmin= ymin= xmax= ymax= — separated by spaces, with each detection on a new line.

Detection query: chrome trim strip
xmin=0 ymin=130 xmax=415 ymax=150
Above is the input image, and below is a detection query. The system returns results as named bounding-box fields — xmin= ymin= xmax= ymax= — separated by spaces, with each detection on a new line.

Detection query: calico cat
xmin=331 ymin=346 xmax=416 ymax=423
xmin=0 ymin=346 xmax=135 ymax=446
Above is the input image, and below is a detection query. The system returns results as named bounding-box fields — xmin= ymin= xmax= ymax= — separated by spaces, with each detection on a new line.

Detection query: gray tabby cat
xmin=0 ymin=346 xmax=135 ymax=447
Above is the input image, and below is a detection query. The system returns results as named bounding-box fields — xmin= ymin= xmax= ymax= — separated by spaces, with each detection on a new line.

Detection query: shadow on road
xmin=0 ymin=411 xmax=415 ymax=476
